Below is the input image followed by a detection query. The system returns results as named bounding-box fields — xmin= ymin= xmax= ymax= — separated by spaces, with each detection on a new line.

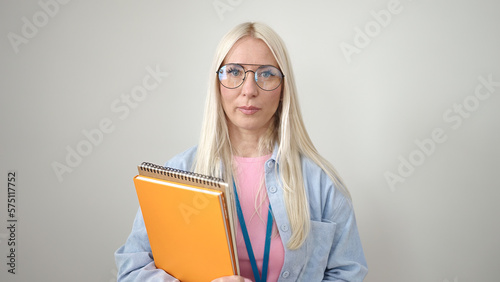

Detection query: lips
xmin=238 ymin=106 xmax=261 ymax=115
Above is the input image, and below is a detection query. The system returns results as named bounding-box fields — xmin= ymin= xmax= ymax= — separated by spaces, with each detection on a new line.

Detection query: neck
xmin=228 ymin=125 xmax=270 ymax=158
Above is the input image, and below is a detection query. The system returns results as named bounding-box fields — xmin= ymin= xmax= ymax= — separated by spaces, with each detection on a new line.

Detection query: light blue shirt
xmin=115 ymin=146 xmax=368 ymax=281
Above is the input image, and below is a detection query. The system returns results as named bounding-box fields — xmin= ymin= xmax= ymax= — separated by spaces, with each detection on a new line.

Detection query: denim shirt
xmin=115 ymin=146 xmax=368 ymax=281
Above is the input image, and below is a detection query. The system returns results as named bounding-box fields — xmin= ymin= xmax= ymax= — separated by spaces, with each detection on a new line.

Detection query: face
xmin=219 ymin=37 xmax=282 ymax=137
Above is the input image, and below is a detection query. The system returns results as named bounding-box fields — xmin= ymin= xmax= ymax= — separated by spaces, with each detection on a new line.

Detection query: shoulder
xmin=300 ymin=154 xmax=352 ymax=221
xmin=300 ymin=155 xmax=323 ymax=177
xmin=164 ymin=146 xmax=198 ymax=171
xmin=300 ymin=155 xmax=332 ymax=191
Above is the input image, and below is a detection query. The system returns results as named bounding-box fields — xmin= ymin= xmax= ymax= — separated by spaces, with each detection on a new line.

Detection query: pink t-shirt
xmin=233 ymin=154 xmax=285 ymax=282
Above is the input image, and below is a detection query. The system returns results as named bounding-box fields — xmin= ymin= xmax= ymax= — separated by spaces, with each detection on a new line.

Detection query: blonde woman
xmin=116 ymin=22 xmax=368 ymax=281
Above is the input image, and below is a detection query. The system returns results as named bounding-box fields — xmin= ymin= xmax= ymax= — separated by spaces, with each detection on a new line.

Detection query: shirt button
xmin=280 ymin=224 xmax=289 ymax=232
xmin=267 ymin=161 xmax=274 ymax=169
xmin=282 ymin=271 xmax=290 ymax=278
xmin=269 ymin=186 xmax=277 ymax=193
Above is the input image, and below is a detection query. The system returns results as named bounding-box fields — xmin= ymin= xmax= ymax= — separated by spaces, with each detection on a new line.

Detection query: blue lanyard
xmin=233 ymin=180 xmax=273 ymax=282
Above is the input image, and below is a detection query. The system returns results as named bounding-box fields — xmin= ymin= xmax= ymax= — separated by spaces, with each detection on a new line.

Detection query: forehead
xmin=223 ymin=37 xmax=278 ymax=67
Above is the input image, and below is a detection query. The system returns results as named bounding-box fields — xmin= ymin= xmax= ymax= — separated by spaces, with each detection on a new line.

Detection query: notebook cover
xmin=134 ymin=175 xmax=237 ymax=281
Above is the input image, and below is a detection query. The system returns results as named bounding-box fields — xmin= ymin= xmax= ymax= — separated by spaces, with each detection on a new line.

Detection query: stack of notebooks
xmin=133 ymin=162 xmax=239 ymax=281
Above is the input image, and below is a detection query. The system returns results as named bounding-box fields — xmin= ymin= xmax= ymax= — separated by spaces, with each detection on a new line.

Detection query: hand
xmin=211 ymin=275 xmax=252 ymax=282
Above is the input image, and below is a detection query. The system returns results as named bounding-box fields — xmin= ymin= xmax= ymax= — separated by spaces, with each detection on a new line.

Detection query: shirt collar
xmin=270 ymin=142 xmax=280 ymax=163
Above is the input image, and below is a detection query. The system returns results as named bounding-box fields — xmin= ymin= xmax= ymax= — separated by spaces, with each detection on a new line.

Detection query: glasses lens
xmin=256 ymin=65 xmax=283 ymax=91
xmin=218 ymin=64 xmax=245 ymax=89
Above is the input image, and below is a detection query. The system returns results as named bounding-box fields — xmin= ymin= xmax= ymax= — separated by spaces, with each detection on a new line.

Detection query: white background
xmin=1 ymin=0 xmax=499 ymax=281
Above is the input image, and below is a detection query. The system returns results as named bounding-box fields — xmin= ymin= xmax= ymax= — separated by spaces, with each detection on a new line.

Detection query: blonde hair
xmin=194 ymin=22 xmax=350 ymax=249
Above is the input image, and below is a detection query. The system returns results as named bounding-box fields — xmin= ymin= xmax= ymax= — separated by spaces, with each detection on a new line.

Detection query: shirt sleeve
xmin=323 ymin=196 xmax=368 ymax=281
xmin=114 ymin=208 xmax=179 ymax=282
xmin=114 ymin=146 xmax=197 ymax=281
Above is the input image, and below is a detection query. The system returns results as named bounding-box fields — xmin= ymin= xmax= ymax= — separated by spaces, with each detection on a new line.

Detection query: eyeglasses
xmin=217 ymin=63 xmax=284 ymax=91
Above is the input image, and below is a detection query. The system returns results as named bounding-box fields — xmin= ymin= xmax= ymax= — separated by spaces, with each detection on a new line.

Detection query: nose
xmin=241 ymin=70 xmax=259 ymax=97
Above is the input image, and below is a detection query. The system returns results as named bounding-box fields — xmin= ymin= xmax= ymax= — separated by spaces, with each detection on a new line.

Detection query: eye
xmin=257 ymin=66 xmax=279 ymax=79
xmin=226 ymin=67 xmax=242 ymax=77
xmin=260 ymin=71 xmax=275 ymax=78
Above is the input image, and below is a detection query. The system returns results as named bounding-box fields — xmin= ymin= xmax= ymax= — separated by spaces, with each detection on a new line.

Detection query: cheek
xmin=220 ymin=91 xmax=240 ymax=119
xmin=219 ymin=89 xmax=232 ymax=110
xmin=268 ymin=88 xmax=282 ymax=108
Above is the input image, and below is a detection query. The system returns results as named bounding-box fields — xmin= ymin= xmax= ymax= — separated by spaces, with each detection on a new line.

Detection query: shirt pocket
xmin=299 ymin=219 xmax=337 ymax=279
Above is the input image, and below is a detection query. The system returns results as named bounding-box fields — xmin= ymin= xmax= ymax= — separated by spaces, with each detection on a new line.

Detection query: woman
xmin=115 ymin=22 xmax=368 ymax=281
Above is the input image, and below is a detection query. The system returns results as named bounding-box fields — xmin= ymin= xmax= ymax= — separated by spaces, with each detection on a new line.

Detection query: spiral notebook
xmin=134 ymin=162 xmax=239 ymax=281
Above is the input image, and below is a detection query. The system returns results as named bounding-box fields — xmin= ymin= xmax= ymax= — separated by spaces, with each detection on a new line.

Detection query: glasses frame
xmin=217 ymin=63 xmax=285 ymax=91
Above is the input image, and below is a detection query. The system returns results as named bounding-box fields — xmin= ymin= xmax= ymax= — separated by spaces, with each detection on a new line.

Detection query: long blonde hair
xmin=194 ymin=22 xmax=350 ymax=249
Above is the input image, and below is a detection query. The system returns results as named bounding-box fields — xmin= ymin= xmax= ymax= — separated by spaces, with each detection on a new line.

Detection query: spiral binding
xmin=138 ymin=162 xmax=226 ymax=189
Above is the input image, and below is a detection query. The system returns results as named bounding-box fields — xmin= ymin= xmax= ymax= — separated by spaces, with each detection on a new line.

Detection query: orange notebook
xmin=134 ymin=162 xmax=239 ymax=281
